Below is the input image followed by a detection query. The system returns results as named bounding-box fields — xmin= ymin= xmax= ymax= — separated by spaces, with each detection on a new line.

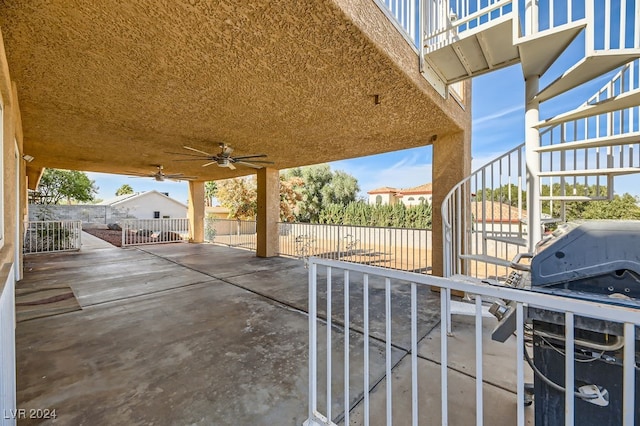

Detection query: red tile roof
xmin=367 ymin=186 xmax=398 ymax=194
xmin=471 ymin=201 xmax=526 ymax=223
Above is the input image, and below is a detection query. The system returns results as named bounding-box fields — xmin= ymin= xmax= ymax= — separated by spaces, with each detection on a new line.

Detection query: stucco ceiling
xmin=0 ymin=0 xmax=469 ymax=184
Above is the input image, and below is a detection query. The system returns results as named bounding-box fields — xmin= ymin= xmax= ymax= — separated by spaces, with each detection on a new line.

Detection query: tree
xmin=280 ymin=175 xmax=303 ymax=222
xmin=283 ymin=164 xmax=360 ymax=222
xmin=36 ymin=169 xmax=98 ymax=204
xmin=205 ymin=181 xmax=218 ymax=207
xmin=476 ymin=183 xmax=525 ymax=207
xmin=216 ymin=177 xmax=257 ymax=220
xmin=579 ymin=193 xmax=640 ymax=220
xmin=115 ymin=184 xmax=134 ymax=196
xmin=322 ymin=170 xmax=360 ymax=206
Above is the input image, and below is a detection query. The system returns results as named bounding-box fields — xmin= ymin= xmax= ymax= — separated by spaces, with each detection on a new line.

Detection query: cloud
xmin=473 ymin=104 xmax=522 ymax=126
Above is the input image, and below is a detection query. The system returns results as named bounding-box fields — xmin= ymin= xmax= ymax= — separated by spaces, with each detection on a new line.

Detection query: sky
xmin=86 ymin=20 xmax=639 ymax=204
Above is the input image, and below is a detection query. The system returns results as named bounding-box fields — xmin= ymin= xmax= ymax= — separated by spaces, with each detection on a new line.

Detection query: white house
xmin=98 ymin=190 xmax=187 ymax=219
xmin=367 ymin=183 xmax=433 ymax=206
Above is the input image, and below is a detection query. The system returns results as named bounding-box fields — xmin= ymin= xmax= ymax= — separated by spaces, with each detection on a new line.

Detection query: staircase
xmin=433 ymin=0 xmax=640 ymax=279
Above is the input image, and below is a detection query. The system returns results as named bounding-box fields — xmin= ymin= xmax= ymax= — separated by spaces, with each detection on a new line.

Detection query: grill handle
xmin=511 ymin=252 xmax=534 ymax=272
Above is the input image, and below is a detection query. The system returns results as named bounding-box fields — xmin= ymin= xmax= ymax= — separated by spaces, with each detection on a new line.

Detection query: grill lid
xmin=530 ymin=221 xmax=640 ymax=296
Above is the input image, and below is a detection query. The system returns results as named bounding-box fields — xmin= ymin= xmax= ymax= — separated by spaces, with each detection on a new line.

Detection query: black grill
xmin=524 ymin=221 xmax=640 ymax=426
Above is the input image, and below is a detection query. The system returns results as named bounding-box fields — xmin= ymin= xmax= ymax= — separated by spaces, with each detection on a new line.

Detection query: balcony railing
xmin=376 ymin=0 xmax=420 ymax=47
xmin=305 ymin=257 xmax=639 ymax=425
xmin=205 ymin=218 xmax=257 ymax=251
xmin=278 ymin=222 xmax=432 ymax=273
xmin=23 ymin=220 xmax=82 ymax=254
xmin=120 ymin=218 xmax=189 ymax=247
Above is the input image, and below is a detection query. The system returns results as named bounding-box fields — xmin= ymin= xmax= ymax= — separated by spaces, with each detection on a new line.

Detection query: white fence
xmin=305 ymin=258 xmax=638 ymax=425
xmin=120 ymin=218 xmax=189 ymax=247
xmin=0 ymin=264 xmax=16 ymax=426
xmin=23 ymin=221 xmax=82 ymax=254
xmin=205 ymin=218 xmax=257 ymax=250
xmin=279 ymin=222 xmax=432 ymax=273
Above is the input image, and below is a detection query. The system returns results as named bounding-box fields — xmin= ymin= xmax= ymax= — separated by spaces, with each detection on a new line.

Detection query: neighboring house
xmin=367 ymin=183 xmax=433 ymax=206
xmin=471 ymin=201 xmax=527 ymax=235
xmin=205 ymin=205 xmax=231 ymax=219
xmin=98 ymin=190 xmax=187 ymax=219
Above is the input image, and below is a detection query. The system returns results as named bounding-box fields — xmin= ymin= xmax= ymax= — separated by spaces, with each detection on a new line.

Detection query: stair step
xmin=426 ymin=14 xmax=519 ymax=84
xmin=535 ymin=132 xmax=640 ymax=152
xmin=536 ymin=88 xmax=640 ymax=128
xmin=459 ymin=253 xmax=513 ymax=268
xmin=539 ymin=195 xmax=609 ymax=201
xmin=517 ymin=20 xmax=586 ymax=78
xmin=538 ymin=167 xmax=640 ymax=177
xmin=484 ymin=235 xmax=527 ymax=246
xmin=535 ymin=52 xmax=640 ymax=103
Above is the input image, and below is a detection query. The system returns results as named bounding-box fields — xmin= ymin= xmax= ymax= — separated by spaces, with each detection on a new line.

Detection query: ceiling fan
xmin=170 ymin=143 xmax=274 ymax=170
xmin=125 ymin=165 xmax=197 ymax=182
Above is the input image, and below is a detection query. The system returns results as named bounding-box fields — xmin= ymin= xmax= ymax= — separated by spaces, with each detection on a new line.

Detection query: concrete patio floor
xmin=15 ymin=234 xmax=531 ymax=425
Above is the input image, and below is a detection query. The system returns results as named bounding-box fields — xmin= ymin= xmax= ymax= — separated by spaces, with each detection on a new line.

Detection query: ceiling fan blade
xmin=125 ymin=171 xmax=153 ymax=177
xmin=173 ymin=158 xmax=212 ymax=162
xmin=166 ymin=151 xmax=211 ymax=157
xmin=202 ymin=161 xmax=218 ymax=167
xmin=228 ymin=163 xmax=236 ymax=170
xmin=165 ymin=173 xmax=185 ymax=178
xmin=232 ymin=154 xmax=268 ymax=160
xmin=236 ymin=161 xmax=263 ymax=169
xmin=239 ymin=160 xmax=274 ymax=164
xmin=169 ymin=176 xmax=198 ymax=181
xmin=183 ymin=145 xmax=213 ymax=156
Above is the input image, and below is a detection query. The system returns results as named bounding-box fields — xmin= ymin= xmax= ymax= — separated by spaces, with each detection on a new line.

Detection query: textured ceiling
xmin=0 ymin=0 xmax=470 ymax=184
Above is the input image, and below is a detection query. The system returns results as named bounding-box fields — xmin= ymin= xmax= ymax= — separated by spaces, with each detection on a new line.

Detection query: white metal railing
xmin=539 ymin=59 xmax=640 ymax=205
xmin=0 ymin=264 xmax=16 ymax=426
xmin=514 ymin=0 xmax=585 ymax=38
xmin=423 ymin=0 xmax=640 ymax=52
xmin=23 ymin=221 xmax=82 ymax=254
xmin=305 ymin=258 xmax=639 ymax=426
xmin=204 ymin=218 xmax=257 ymax=251
xmin=376 ymin=0 xmax=420 ymax=47
xmin=443 ymin=56 xmax=640 ymax=279
xmin=587 ymin=0 xmax=640 ymax=51
xmin=121 ymin=218 xmax=189 ymax=246
xmin=278 ymin=222 xmax=432 ymax=273
xmin=424 ymin=0 xmax=514 ymax=52
xmin=442 ymin=144 xmax=529 ymax=280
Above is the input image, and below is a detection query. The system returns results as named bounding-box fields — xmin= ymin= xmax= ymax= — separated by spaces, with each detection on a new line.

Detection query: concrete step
xmin=459 ymin=253 xmax=512 ymax=268
xmin=484 ymin=235 xmax=527 ymax=246
xmin=516 ymin=19 xmax=586 ymax=78
xmin=536 ymin=88 xmax=640 ymax=128
xmin=538 ymin=167 xmax=640 ymax=177
xmin=425 ymin=14 xmax=519 ymax=84
xmin=535 ymin=52 xmax=640 ymax=103
xmin=535 ymin=131 xmax=640 ymax=152
xmin=539 ymin=195 xmax=609 ymax=201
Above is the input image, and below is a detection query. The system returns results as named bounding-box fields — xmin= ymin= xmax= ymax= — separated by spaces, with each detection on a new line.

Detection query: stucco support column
xmin=431 ymin=131 xmax=471 ymax=277
xmin=188 ymin=181 xmax=205 ymax=243
xmin=256 ymin=168 xmax=279 ymax=258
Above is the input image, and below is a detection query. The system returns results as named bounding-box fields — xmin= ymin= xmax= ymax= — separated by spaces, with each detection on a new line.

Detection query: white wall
xmin=368 ymin=193 xmax=396 ymax=205
xmin=401 ymin=195 xmax=432 ymax=206
xmin=115 ymin=193 xmax=187 ymax=219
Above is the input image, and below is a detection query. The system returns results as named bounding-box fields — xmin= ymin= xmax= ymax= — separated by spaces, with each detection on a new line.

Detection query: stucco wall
xmin=116 ymin=193 xmax=187 ymax=219
xmin=28 ymin=204 xmax=134 ymax=224
xmin=28 ymin=194 xmax=188 ymax=223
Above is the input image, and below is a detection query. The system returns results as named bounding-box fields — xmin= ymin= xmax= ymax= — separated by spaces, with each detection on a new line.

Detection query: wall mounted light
xmin=22 ymin=154 xmax=34 ymax=162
